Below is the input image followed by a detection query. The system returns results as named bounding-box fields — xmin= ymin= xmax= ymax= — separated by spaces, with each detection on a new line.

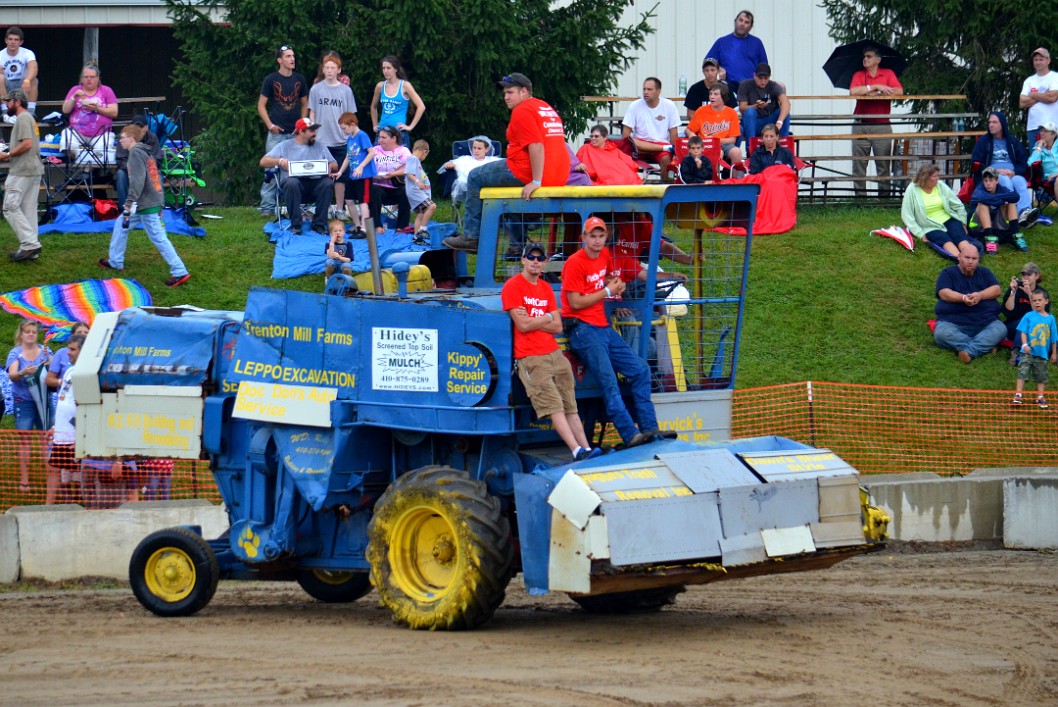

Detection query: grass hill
xmin=0 ymin=202 xmax=1049 ymax=392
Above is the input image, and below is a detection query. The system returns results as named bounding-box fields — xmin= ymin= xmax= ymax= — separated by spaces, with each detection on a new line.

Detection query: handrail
xmin=582 ymin=94 xmax=968 ymax=103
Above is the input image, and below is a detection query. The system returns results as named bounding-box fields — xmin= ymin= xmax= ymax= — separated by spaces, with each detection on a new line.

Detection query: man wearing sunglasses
xmin=258 ymin=44 xmax=308 ymax=215
xmin=444 ymin=73 xmax=569 ymax=252
xmin=502 ymin=242 xmax=599 ymax=461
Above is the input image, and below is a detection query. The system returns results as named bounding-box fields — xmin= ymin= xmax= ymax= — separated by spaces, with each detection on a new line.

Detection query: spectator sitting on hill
xmin=1028 ymin=121 xmax=1058 ymax=192
xmin=970 ymin=111 xmax=1037 ymax=228
xmin=969 ymin=166 xmax=1026 ymax=254
xmin=679 ymin=135 xmax=713 ymax=184
xmin=737 ymin=63 xmax=791 ymax=139
xmin=748 ymin=123 xmax=795 ymax=174
xmin=621 ymin=77 xmax=681 ymax=181
xmin=1002 ymin=262 xmax=1045 ymax=366
xmin=575 ymin=124 xmax=641 ymax=185
xmin=442 ymin=135 xmax=501 ymax=199
xmin=60 ymin=64 xmax=118 ymax=161
xmin=683 ymin=57 xmax=737 ymax=120
xmin=686 ymin=85 xmax=743 ymax=171
xmin=934 ymin=240 xmax=1005 ymax=364
xmin=901 ymin=163 xmax=968 ymax=259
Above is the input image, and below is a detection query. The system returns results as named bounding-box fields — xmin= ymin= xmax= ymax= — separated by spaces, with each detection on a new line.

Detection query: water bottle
xmin=678 ymin=74 xmax=688 ymax=96
xmin=122 ymin=202 xmax=137 ymax=228
xmin=953 ymin=117 xmax=965 ymax=133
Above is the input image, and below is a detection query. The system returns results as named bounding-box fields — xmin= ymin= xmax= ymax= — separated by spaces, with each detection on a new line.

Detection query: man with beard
xmin=259 ymin=117 xmax=338 ymax=235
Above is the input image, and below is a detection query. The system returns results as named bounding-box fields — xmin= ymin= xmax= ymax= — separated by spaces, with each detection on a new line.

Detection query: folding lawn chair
xmin=438 ymin=135 xmax=502 ymax=231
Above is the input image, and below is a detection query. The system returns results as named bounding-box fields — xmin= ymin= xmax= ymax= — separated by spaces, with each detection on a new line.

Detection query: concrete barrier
xmin=7 ymin=500 xmax=229 ymax=582
xmin=862 ymin=474 xmax=1003 ymax=542
xmin=0 ymin=514 xmax=19 ymax=582
xmin=1003 ymin=476 xmax=1058 ymax=550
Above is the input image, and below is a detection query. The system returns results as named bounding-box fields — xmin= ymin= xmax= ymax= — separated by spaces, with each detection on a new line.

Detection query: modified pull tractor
xmin=70 ymin=184 xmax=888 ymax=629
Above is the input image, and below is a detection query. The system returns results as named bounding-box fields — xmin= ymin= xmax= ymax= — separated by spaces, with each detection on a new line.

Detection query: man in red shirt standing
xmin=502 ymin=242 xmax=599 ymax=461
xmin=561 ymin=217 xmax=660 ymax=449
xmin=444 ymin=73 xmax=570 ymax=252
xmin=849 ymin=46 xmax=903 ymax=198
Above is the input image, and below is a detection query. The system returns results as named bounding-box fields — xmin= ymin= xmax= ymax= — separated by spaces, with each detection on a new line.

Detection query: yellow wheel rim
xmin=389 ymin=506 xmax=458 ymax=603
xmin=144 ymin=547 xmax=197 ymax=602
xmin=312 ymin=569 xmax=355 ymax=586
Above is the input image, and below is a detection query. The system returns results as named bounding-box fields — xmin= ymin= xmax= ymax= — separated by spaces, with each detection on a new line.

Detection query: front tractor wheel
xmin=297 ymin=570 xmax=372 ymax=603
xmin=129 ymin=527 xmax=219 ymax=617
xmin=367 ymin=466 xmax=513 ymax=630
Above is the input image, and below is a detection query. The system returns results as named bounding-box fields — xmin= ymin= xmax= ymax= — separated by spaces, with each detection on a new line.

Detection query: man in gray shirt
xmin=1 ymin=88 xmax=43 ymax=261
xmin=259 ymin=117 xmax=338 ymax=235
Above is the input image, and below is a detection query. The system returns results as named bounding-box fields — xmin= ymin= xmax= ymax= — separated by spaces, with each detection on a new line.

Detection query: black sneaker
xmin=350 ymin=227 xmax=367 ymax=240
xmin=443 ymin=235 xmax=479 ymax=252
xmin=165 ymin=273 xmax=191 ymax=287
xmin=10 ymin=246 xmax=41 ymax=262
xmin=98 ymin=257 xmax=119 ymax=270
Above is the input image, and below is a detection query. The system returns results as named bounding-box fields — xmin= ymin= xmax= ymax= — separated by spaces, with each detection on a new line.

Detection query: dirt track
xmin=2 ymin=547 xmax=1056 ymax=706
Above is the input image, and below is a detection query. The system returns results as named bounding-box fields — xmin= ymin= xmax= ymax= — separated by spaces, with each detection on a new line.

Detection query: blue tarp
xmin=267 ymin=220 xmax=457 ymax=279
xmin=38 ymin=203 xmax=207 ymax=237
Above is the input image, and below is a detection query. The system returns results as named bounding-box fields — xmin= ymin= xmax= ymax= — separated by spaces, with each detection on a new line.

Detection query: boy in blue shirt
xmin=1013 ymin=286 xmax=1058 ymax=408
xmin=336 ymin=112 xmax=375 ymax=237
xmin=404 ymin=139 xmax=435 ymax=242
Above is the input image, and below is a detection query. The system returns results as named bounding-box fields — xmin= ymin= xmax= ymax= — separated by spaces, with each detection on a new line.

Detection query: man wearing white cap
xmin=1020 ymin=48 xmax=1058 ymax=150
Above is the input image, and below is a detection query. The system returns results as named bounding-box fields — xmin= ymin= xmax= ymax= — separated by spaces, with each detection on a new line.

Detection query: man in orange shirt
xmin=685 ymin=85 xmax=743 ymax=168
xmin=445 ymin=73 xmax=569 ymax=252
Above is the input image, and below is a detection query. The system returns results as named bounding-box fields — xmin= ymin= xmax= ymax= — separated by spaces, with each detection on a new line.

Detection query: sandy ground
xmin=2 ymin=546 xmax=1056 ymax=707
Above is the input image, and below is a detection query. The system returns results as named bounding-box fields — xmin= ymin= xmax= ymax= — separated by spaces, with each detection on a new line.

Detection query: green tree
xmin=822 ymin=1 xmax=1058 ymax=138
xmin=167 ymin=0 xmax=655 ymax=204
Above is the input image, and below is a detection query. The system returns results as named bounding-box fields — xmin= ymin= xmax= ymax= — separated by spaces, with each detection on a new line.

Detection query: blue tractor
xmin=73 ymin=184 xmax=888 ymax=629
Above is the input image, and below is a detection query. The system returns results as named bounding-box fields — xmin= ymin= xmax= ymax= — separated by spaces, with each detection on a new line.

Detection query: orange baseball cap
xmin=584 ymin=216 xmax=608 ymax=232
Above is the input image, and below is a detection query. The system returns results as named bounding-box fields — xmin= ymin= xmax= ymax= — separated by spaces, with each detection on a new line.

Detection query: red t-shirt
xmin=501 ymin=274 xmax=560 ymax=359
xmin=507 ymin=97 xmax=571 ymax=186
xmin=561 ymin=247 xmax=612 ymax=327
xmin=850 ymin=67 xmax=903 ymax=124
xmin=610 ymin=221 xmax=652 ymax=283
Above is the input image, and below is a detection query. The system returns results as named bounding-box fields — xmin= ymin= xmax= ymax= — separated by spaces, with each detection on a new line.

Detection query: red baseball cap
xmin=584 ymin=216 xmax=608 ymax=233
xmin=294 ymin=118 xmax=321 ymax=133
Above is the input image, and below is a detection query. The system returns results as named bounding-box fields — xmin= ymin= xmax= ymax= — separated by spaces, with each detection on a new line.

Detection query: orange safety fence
xmin=732 ymin=381 xmax=1058 ymax=476
xmin=0 ymin=430 xmax=221 ymax=512
xmin=3 ymin=380 xmax=1057 ymax=510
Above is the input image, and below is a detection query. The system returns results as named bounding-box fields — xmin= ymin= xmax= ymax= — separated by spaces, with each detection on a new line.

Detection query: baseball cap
xmin=498 ymin=72 xmax=532 ymax=90
xmin=755 ymin=63 xmax=771 ymax=77
xmin=2 ymin=88 xmax=27 ymax=102
xmin=522 ymin=242 xmax=546 ymax=258
xmin=981 ymin=166 xmax=999 ymax=179
xmin=702 ymin=57 xmax=719 ymax=68
xmin=1040 ymin=121 xmax=1058 ymax=134
xmin=584 ymin=216 xmax=608 ymax=233
xmin=1032 ymin=47 xmax=1050 ymax=59
xmin=130 ymin=115 xmax=148 ymax=127
xmin=294 ymin=118 xmax=321 ymax=133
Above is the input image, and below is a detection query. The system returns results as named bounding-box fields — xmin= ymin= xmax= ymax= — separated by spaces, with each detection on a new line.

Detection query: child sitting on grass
xmin=1012 ymin=287 xmax=1058 ymax=409
xmin=324 ymin=219 xmax=353 ymax=278
xmin=404 ymin=139 xmax=435 ymax=242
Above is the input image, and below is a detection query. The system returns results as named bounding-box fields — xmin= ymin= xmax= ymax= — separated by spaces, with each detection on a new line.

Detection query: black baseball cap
xmin=499 ymin=73 xmax=532 ymax=90
xmin=522 ymin=242 xmax=546 ymax=258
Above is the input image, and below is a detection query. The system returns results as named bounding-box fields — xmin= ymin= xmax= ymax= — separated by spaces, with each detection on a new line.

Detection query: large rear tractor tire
xmin=570 ymin=585 xmax=685 ymax=614
xmin=129 ymin=527 xmax=219 ymax=617
xmin=367 ymin=466 xmax=513 ymax=630
xmin=297 ymin=570 xmax=372 ymax=603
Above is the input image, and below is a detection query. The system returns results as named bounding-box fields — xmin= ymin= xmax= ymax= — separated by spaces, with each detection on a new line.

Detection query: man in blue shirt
xmin=934 ymin=241 xmax=1006 ymax=363
xmin=704 ymin=10 xmax=769 ymax=87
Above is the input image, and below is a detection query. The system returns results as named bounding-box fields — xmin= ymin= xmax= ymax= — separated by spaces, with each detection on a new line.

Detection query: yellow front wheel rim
xmin=144 ymin=547 xmax=197 ymax=602
xmin=389 ymin=506 xmax=458 ymax=603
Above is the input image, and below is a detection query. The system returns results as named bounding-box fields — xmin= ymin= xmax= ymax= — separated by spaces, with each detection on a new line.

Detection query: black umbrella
xmin=824 ymin=39 xmax=907 ymax=90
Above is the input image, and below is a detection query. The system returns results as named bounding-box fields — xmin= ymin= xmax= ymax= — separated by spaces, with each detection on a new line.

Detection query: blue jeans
xmin=742 ymin=106 xmax=791 ymax=139
xmin=114 ymin=168 xmax=130 ymax=209
xmin=934 ymin=319 xmax=1006 ymax=359
xmin=464 ymin=160 xmax=522 ymax=240
xmin=997 ymin=174 xmax=1032 ymax=213
xmin=568 ymin=322 xmax=658 ymax=444
xmin=109 ymin=211 xmax=189 ymax=277
xmin=259 ymin=132 xmax=294 ymax=212
xmin=924 ymin=218 xmax=970 ymax=250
